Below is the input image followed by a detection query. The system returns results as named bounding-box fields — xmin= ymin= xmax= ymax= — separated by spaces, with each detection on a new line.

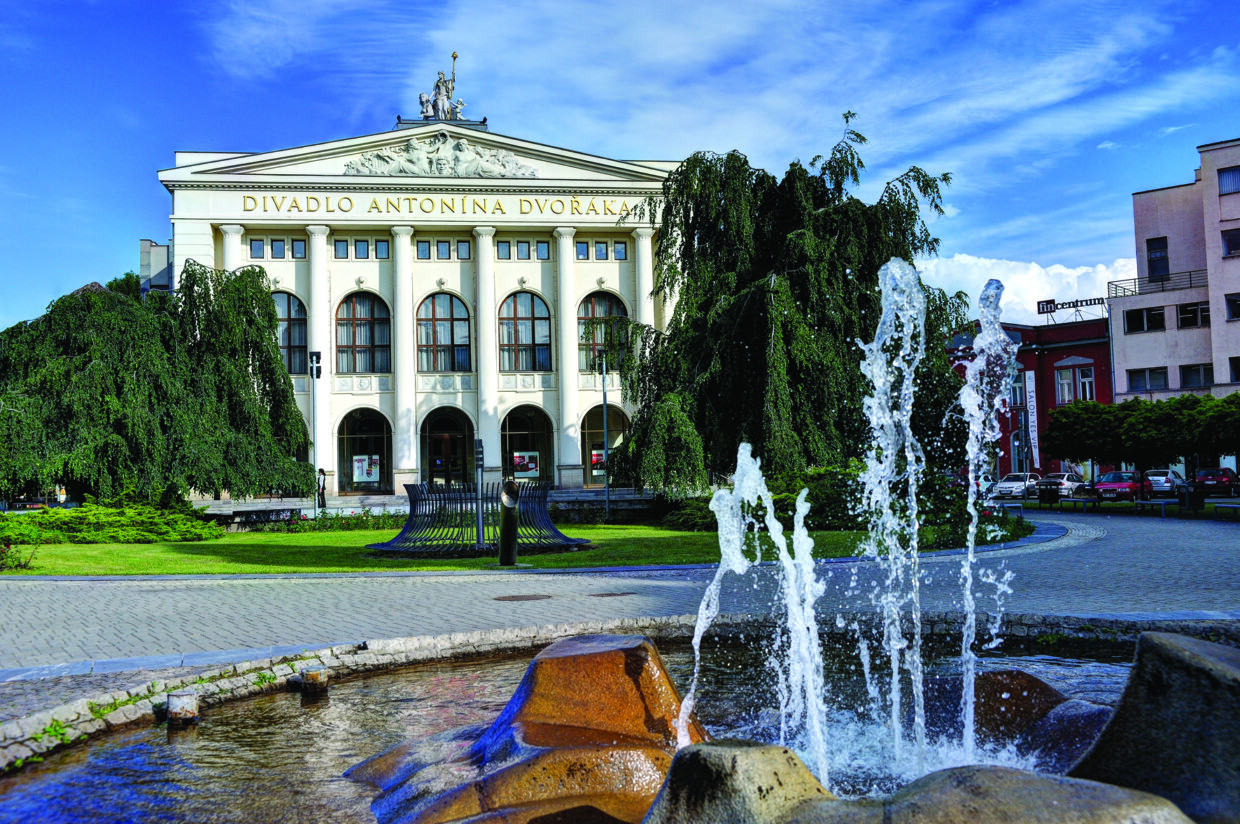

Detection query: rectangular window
xmin=1146 ymin=237 xmax=1169 ymax=282
xmin=375 ymin=239 xmax=389 ymax=260
xmin=1227 ymin=293 xmax=1240 ymax=320
xmin=271 ymin=239 xmax=285 ymax=259
xmin=291 ymin=239 xmax=306 ymax=259
xmin=576 ymin=241 xmax=589 ymax=260
xmin=1231 ymin=357 xmax=1240 ymax=383
xmin=1178 ymin=301 xmax=1211 ymax=328
xmin=334 ymin=240 xmax=349 ymax=259
xmin=595 ymin=241 xmax=609 ymax=260
xmin=417 ymin=240 xmax=431 ymax=260
xmin=1128 ymin=367 xmax=1168 ymax=392
xmin=1223 ymin=229 xmax=1240 ymax=257
xmin=497 ymin=240 xmax=511 ymax=259
xmin=1078 ymin=367 xmax=1095 ymax=401
xmin=615 ymin=240 xmax=627 ymax=260
xmin=1181 ymin=363 xmax=1215 ymax=388
xmin=1010 ymin=373 xmax=1026 ymax=406
xmin=1125 ymin=306 xmax=1165 ymax=333
xmin=1056 ymin=369 xmax=1074 ymax=404
xmin=517 ymin=241 xmax=531 ymax=260
xmin=250 ymin=238 xmax=264 ymax=259
xmin=536 ymin=241 xmax=550 ymax=260
xmin=436 ymin=240 xmax=451 ymax=260
xmin=1220 ymin=166 xmax=1240 ymax=196
xmin=457 ymin=240 xmax=471 ymax=260
xmin=354 ymin=239 xmax=369 ymax=259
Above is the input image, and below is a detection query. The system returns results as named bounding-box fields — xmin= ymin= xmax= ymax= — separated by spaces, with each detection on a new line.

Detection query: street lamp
xmin=309 ymin=350 xmax=322 ymax=516
xmin=600 ymin=352 xmax=611 ymax=521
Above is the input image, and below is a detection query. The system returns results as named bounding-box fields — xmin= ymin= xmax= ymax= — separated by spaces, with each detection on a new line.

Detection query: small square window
xmin=497 ymin=240 xmax=511 ymax=259
xmin=536 ymin=241 xmax=550 ymax=260
xmin=457 ymin=240 xmax=471 ymax=260
xmin=334 ymin=240 xmax=349 ymax=259
xmin=1226 ymin=293 xmax=1240 ymax=321
xmin=1223 ymin=229 xmax=1240 ymax=257
xmin=1220 ymin=166 xmax=1240 ymax=196
xmin=437 ymin=241 xmax=451 ymax=260
xmin=595 ymin=241 xmax=608 ymax=260
xmin=1178 ymin=302 xmax=1210 ymax=328
xmin=614 ymin=241 xmax=627 ymax=260
xmin=375 ymin=240 xmax=389 ymax=260
xmin=1125 ymin=306 xmax=1165 ymax=333
xmin=291 ymin=239 xmax=306 ymax=259
xmin=576 ymin=241 xmax=589 ymax=260
xmin=417 ymin=240 xmax=431 ymax=259
xmin=271 ymin=239 xmax=285 ymax=259
xmin=250 ymin=239 xmax=264 ymax=259
xmin=355 ymin=239 xmax=369 ymax=259
xmin=1181 ymin=363 xmax=1214 ymax=388
xmin=517 ymin=241 xmax=531 ymax=260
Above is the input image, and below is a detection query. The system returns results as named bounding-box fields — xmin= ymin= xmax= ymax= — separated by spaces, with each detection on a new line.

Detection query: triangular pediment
xmin=161 ymin=124 xmax=673 ymax=185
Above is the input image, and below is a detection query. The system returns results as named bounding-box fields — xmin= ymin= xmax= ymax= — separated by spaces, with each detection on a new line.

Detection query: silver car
xmin=1146 ymin=469 xmax=1185 ymax=498
xmin=1038 ymin=472 xmax=1086 ymax=498
xmin=992 ymin=473 xmax=1040 ymax=499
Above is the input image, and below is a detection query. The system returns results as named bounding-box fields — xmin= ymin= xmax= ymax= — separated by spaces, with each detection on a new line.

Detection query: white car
xmin=1037 ymin=472 xmax=1086 ymax=498
xmin=1146 ymin=469 xmax=1185 ymax=498
xmin=992 ymin=473 xmax=1040 ymax=499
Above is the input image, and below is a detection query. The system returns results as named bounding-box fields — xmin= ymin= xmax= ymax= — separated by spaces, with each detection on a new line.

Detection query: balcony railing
xmin=1108 ymin=269 xmax=1207 ymax=298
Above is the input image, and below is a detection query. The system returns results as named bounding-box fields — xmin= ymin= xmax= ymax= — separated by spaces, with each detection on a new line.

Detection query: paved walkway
xmin=2 ymin=512 xmax=1238 ymax=681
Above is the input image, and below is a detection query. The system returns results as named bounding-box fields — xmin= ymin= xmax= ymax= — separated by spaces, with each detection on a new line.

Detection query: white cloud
xmin=1157 ymin=123 xmax=1196 ymax=138
xmin=1097 ymin=141 xmax=1119 ymax=150
xmin=918 ymin=254 xmax=1135 ymax=324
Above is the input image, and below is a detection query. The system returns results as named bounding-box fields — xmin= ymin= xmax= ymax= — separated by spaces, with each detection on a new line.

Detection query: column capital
xmin=472 ymin=226 xmax=496 ymax=239
xmin=219 ymin=224 xmax=245 ymax=238
xmin=391 ymin=226 xmax=415 ymax=238
xmin=306 ymin=225 xmax=331 ymax=238
xmin=631 ymin=227 xmax=655 ymax=240
xmin=553 ymin=226 xmax=576 ymax=239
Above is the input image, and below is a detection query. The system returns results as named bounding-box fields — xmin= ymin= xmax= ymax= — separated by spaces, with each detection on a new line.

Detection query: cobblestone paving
xmin=1 ymin=513 xmax=1237 ymax=679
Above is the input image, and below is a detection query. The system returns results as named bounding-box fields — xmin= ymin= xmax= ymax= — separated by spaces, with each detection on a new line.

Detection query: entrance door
xmin=337 ymin=408 xmax=394 ymax=494
xmin=420 ymin=408 xmax=475 ymax=485
xmin=428 ymin=434 xmax=454 ymax=485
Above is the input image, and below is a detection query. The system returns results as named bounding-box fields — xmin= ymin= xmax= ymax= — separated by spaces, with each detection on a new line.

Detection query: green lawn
xmin=1 ymin=525 xmax=870 ymax=577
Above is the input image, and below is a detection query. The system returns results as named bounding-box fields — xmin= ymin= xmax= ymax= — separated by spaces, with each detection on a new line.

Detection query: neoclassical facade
xmin=158 ymin=120 xmax=675 ymax=493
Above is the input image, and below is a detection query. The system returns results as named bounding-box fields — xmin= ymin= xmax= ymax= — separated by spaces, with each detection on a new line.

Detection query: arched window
xmin=273 ymin=292 xmax=307 ymax=374
xmin=498 ymin=291 xmax=552 ymax=372
xmin=416 ymin=293 xmax=471 ymax=372
xmin=336 ymin=292 xmax=391 ymax=374
xmin=578 ymin=292 xmax=628 ymax=371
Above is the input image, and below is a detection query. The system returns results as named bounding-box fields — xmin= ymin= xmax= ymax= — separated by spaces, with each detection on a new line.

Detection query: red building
xmin=949 ymin=317 xmax=1113 ymax=479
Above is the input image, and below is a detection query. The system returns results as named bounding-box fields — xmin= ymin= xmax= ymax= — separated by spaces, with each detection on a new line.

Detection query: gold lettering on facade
xmin=603 ymin=200 xmax=616 ymax=215
xmin=243 ymin=195 xmax=258 ymax=211
xmin=492 ymin=200 xmax=506 ymax=214
xmin=420 ymin=198 xmax=435 ymax=213
xmin=306 ymin=196 xmax=321 ymax=212
xmin=534 ymin=198 xmax=548 ymax=213
xmin=550 ymin=199 xmax=565 ymax=214
xmin=387 ymin=198 xmax=401 ymax=213
xmin=403 ymin=197 xmax=415 ymax=211
xmin=618 ymin=201 xmax=630 ymax=215
xmin=586 ymin=199 xmax=599 ymax=215
xmin=368 ymin=198 xmax=382 ymax=213
xmin=272 ymin=196 xmax=286 ymax=211
xmin=571 ymin=197 xmax=582 ymax=215
xmin=325 ymin=197 xmax=335 ymax=212
xmin=288 ymin=198 xmax=302 ymax=212
xmin=440 ymin=198 xmax=455 ymax=214
xmin=520 ymin=199 xmax=533 ymax=214
xmin=339 ymin=197 xmax=353 ymax=212
xmin=472 ymin=198 xmax=487 ymax=213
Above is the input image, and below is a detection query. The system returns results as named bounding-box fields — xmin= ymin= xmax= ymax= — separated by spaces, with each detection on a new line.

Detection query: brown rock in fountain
xmin=382 ymin=634 xmax=709 ymax=824
xmin=919 ymin=668 xmax=1068 ymax=746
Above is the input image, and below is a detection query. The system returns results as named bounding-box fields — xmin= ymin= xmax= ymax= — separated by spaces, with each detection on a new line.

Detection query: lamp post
xmin=601 ymin=352 xmax=610 ymax=521
xmin=309 ymin=351 xmax=322 ymax=517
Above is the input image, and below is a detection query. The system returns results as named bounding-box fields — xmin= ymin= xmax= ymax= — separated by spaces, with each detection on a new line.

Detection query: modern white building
xmin=1108 ymin=137 xmax=1240 ymax=404
xmin=156 ymin=114 xmax=674 ymax=495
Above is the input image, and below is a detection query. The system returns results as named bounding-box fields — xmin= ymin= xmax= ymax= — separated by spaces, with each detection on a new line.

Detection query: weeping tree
xmin=0 ymin=262 xmax=312 ymax=501
xmin=607 ymin=113 xmax=968 ymax=492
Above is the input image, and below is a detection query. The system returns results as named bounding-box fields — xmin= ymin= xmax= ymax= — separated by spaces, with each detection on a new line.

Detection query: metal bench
xmin=996 ymin=503 xmax=1024 ymax=519
xmin=1059 ymin=497 xmax=1101 ymax=513
xmin=1214 ymin=503 xmax=1240 ymax=522
xmin=1135 ymin=500 xmax=1173 ymax=518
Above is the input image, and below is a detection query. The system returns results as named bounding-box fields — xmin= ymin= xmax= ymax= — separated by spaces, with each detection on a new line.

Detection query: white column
xmin=220 ymin=224 xmax=245 ymax=271
xmin=391 ymin=226 xmax=417 ymax=488
xmin=473 ymin=227 xmax=502 ymax=484
xmin=633 ymin=227 xmax=655 ymax=328
xmin=306 ymin=225 xmax=335 ymax=492
xmin=554 ymin=227 xmax=583 ymax=487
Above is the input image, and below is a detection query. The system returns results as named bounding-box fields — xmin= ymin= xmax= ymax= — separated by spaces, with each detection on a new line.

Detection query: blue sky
xmin=1 ymin=0 xmax=1237 ymax=329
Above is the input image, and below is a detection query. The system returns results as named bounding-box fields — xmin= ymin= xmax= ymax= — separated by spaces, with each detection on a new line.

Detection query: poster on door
xmin=512 ymin=451 xmax=539 ymax=479
xmin=591 ymin=445 xmax=606 ymax=477
xmin=353 ymin=455 xmax=381 ymax=483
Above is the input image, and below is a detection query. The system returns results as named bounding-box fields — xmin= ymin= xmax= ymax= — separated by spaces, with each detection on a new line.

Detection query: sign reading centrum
xmin=1037 ymin=297 xmax=1106 ymax=315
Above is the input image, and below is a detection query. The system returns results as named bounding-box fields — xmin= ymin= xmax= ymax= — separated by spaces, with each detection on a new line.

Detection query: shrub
xmin=249 ymin=507 xmax=408 ymax=533
xmin=0 ymin=502 xmax=225 ymax=546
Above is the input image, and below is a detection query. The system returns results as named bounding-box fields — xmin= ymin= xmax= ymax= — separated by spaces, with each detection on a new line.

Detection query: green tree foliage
xmin=0 ymin=263 xmax=312 ymax=500
xmin=609 ymin=114 xmax=966 ymax=491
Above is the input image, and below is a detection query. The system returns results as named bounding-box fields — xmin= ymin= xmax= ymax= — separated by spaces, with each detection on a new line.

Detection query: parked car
xmin=992 ymin=473 xmax=1040 ymax=499
xmin=1094 ymin=471 xmax=1152 ymax=502
xmin=1194 ymin=467 xmax=1239 ymax=497
xmin=976 ymin=473 xmax=997 ymax=498
xmin=1037 ymin=472 xmax=1086 ymax=498
xmin=1145 ymin=469 xmax=1185 ymax=498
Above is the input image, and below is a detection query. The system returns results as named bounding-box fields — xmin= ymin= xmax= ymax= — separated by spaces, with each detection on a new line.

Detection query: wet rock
xmin=643 ymin=740 xmax=834 ymax=824
xmin=918 ymin=669 xmax=1066 ymax=745
xmin=1016 ymin=699 xmax=1113 ymax=774
xmin=787 ymin=765 xmax=1191 ymax=824
xmin=1070 ymin=632 xmax=1240 ymax=824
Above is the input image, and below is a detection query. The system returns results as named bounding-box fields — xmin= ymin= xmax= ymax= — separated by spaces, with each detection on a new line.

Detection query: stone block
xmin=1016 ymin=699 xmax=1113 ymax=775
xmin=1070 ymin=632 xmax=1240 ymax=823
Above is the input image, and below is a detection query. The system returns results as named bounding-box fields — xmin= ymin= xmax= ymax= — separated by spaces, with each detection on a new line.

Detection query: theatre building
xmin=156 ymin=112 xmax=674 ymax=495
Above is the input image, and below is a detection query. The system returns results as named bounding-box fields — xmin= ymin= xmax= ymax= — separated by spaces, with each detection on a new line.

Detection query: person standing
xmin=317 ymin=468 xmax=327 ymax=509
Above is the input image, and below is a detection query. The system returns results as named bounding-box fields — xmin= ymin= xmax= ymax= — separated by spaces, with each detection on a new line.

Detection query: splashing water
xmin=957 ymin=279 xmax=1019 ymax=758
xmin=855 ymin=258 xmax=929 ymax=769
xmin=674 ymin=443 xmax=830 ymax=783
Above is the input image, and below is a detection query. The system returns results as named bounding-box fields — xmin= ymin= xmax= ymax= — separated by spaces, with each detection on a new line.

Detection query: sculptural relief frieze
xmin=344 ymin=131 xmax=538 ymax=178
